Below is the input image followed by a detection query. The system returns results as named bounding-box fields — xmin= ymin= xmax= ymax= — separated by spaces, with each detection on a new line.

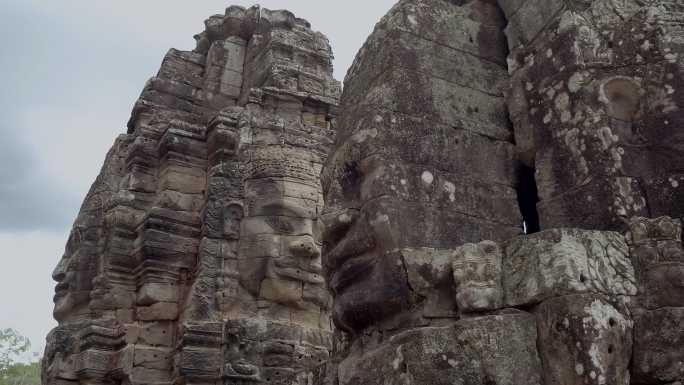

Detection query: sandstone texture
xmin=503 ymin=0 xmax=684 ymax=231
xmin=45 ymin=1 xmax=684 ymax=385
xmin=320 ymin=0 xmax=683 ymax=384
xmin=44 ymin=6 xmax=339 ymax=385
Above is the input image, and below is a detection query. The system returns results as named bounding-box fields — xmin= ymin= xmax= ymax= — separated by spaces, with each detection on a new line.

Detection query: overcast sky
xmin=0 ymin=0 xmax=395 ymax=359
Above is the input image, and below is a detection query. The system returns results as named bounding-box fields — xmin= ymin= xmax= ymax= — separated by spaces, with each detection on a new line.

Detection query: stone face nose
xmin=52 ymin=258 xmax=67 ymax=282
xmin=289 ymin=237 xmax=320 ymax=259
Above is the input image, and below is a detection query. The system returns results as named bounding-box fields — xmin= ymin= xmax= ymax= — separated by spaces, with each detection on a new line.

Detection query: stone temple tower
xmin=43 ymin=6 xmax=339 ymax=385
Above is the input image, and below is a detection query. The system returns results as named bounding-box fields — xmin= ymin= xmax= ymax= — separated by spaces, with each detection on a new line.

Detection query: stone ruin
xmin=43 ymin=1 xmax=683 ymax=385
xmin=43 ymin=6 xmax=339 ymax=385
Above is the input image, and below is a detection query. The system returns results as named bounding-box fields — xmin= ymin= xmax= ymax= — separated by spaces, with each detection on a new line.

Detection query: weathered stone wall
xmin=319 ymin=1 xmax=684 ymax=384
xmin=321 ymin=0 xmax=520 ymax=335
xmin=502 ymin=0 xmax=684 ymax=231
xmin=43 ymin=6 xmax=340 ymax=385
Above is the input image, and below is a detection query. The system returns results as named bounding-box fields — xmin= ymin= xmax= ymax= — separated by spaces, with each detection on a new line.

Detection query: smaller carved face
xmin=451 ymin=241 xmax=502 ymax=312
xmin=222 ymin=319 xmax=331 ymax=384
xmin=223 ymin=203 xmax=244 ymax=240
xmin=43 ymin=326 xmax=78 ymax=382
xmin=629 ymin=217 xmax=682 ymax=245
xmin=52 ymin=228 xmax=96 ymax=321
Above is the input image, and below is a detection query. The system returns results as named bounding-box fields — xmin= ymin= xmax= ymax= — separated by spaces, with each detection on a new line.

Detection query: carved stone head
xmin=238 ymin=144 xmax=327 ymax=313
xmin=452 ymin=241 xmax=503 ymax=312
xmin=321 ymin=107 xmax=519 ymax=332
xmin=223 ymin=202 xmax=245 ymax=240
xmin=319 ymin=0 xmax=518 ymax=336
xmin=222 ymin=319 xmax=331 ymax=384
xmin=52 ymin=227 xmax=97 ymax=322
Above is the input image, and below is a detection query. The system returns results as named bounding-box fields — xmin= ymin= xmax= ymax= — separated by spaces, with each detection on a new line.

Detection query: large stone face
xmin=44 ymin=5 xmax=339 ymax=385
xmin=321 ymin=0 xmax=519 ymax=335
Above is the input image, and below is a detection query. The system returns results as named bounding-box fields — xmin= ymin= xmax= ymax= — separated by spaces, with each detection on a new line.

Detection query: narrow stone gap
xmin=517 ymin=164 xmax=540 ymax=234
xmin=492 ymin=0 xmax=541 ymax=235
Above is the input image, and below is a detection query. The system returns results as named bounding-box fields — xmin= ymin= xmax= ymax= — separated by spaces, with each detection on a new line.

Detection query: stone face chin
xmin=44 ymin=1 xmax=684 ymax=385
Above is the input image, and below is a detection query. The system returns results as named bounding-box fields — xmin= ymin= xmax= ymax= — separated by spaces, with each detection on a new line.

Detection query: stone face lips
xmin=44 ymin=5 xmax=339 ymax=385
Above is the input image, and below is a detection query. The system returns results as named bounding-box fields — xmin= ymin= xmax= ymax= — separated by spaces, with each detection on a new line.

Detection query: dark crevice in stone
xmin=494 ymin=0 xmax=539 ymax=235
xmin=517 ymin=164 xmax=540 ymax=234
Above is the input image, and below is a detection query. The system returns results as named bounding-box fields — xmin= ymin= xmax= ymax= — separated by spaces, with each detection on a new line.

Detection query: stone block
xmin=644 ymin=173 xmax=684 ymax=220
xmin=503 ymin=229 xmax=637 ymax=307
xmin=633 ymin=307 xmax=684 ymax=384
xmin=537 ymin=177 xmax=649 ymax=232
xmin=535 ymin=294 xmax=632 ymax=385
xmin=503 ymin=0 xmax=564 ymax=48
xmin=179 ymin=348 xmax=222 ymax=378
xmin=136 ymin=303 xmax=179 ymax=321
xmin=130 ymin=366 xmax=171 ymax=384
xmin=401 ymin=248 xmax=458 ymax=317
xmin=628 ymin=217 xmax=684 ymax=309
xmin=338 ymin=312 xmax=542 ymax=385
xmin=137 ymin=282 xmax=179 ymax=306
xmin=133 ymin=346 xmax=173 ymax=371
xmin=158 ymin=165 xmax=207 ymax=195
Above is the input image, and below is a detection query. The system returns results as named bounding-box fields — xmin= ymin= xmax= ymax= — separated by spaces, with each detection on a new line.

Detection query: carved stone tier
xmin=44 ymin=5 xmax=339 ymax=385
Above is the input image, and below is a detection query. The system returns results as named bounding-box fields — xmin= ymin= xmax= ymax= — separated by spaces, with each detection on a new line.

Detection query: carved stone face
xmin=238 ymin=148 xmax=326 ymax=310
xmin=321 ymin=109 xmax=518 ymax=332
xmin=223 ymin=202 xmax=244 ymax=240
xmin=43 ymin=326 xmax=79 ymax=383
xmin=52 ymin=228 xmax=96 ymax=321
xmin=222 ymin=319 xmax=332 ymax=384
xmin=452 ymin=241 xmax=503 ymax=312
